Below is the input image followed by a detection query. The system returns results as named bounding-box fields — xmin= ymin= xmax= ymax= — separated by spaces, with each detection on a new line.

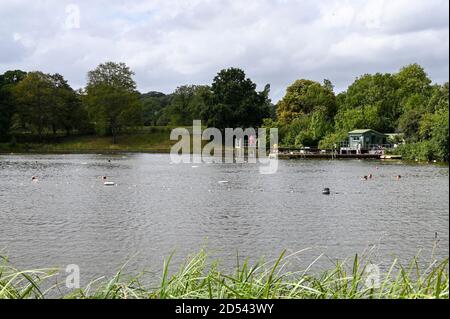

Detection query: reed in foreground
xmin=0 ymin=251 xmax=448 ymax=299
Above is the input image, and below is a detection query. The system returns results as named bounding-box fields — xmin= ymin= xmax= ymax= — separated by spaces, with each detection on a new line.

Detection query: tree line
xmin=0 ymin=63 xmax=273 ymax=145
xmin=0 ymin=62 xmax=448 ymax=161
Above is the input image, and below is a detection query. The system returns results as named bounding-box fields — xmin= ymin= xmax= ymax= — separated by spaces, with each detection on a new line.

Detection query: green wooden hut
xmin=348 ymin=129 xmax=387 ymax=150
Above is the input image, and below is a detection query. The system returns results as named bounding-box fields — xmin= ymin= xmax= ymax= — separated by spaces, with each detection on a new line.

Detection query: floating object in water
xmin=322 ymin=188 xmax=330 ymax=195
xmin=104 ymin=182 xmax=115 ymax=186
xmin=381 ymin=155 xmax=402 ymax=160
xmin=218 ymin=181 xmax=229 ymax=184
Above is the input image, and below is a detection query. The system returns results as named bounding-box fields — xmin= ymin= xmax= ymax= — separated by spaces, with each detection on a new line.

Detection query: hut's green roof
xmin=349 ymin=129 xmax=385 ymax=135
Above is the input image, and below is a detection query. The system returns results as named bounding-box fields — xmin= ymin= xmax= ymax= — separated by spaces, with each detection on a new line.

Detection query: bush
xmin=394 ymin=141 xmax=438 ymax=162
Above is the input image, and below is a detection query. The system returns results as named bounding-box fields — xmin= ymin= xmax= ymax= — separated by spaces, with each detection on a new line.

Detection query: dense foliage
xmin=202 ymin=68 xmax=272 ymax=129
xmin=141 ymin=91 xmax=172 ymax=126
xmin=84 ymin=62 xmax=143 ymax=143
xmin=0 ymin=70 xmax=27 ymax=139
xmin=0 ymin=63 xmax=448 ymax=160
xmin=275 ymin=64 xmax=448 ymax=162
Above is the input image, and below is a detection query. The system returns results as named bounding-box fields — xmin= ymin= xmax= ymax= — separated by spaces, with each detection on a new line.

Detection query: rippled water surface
xmin=0 ymin=154 xmax=448 ymax=284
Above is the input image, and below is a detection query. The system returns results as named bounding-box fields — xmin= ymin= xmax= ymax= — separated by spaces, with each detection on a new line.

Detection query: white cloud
xmin=0 ymin=0 xmax=448 ymax=101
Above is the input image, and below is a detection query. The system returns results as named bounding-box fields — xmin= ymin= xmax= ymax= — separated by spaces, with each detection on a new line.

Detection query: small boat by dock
xmin=380 ymin=155 xmax=402 ymax=160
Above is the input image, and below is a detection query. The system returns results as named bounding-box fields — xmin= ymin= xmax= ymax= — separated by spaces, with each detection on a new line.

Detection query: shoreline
xmin=1 ymin=151 xmax=449 ymax=166
xmin=1 ymin=150 xmax=448 ymax=165
xmin=0 ymin=149 xmax=172 ymax=155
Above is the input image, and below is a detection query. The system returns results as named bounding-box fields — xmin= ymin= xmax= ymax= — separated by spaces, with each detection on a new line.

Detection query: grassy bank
xmin=0 ymin=129 xmax=176 ymax=154
xmin=0 ymin=251 xmax=448 ymax=299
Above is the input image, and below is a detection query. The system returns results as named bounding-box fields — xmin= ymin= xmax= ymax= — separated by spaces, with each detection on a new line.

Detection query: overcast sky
xmin=0 ymin=0 xmax=448 ymax=101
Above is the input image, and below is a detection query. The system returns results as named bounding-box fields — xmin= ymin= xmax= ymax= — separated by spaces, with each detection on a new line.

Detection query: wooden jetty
xmin=276 ymin=153 xmax=382 ymax=160
xmin=271 ymin=129 xmax=404 ymax=160
xmin=273 ymin=147 xmax=402 ymax=160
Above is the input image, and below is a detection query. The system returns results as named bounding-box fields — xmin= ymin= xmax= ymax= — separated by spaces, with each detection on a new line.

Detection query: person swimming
xmin=396 ymin=175 xmax=402 ymax=180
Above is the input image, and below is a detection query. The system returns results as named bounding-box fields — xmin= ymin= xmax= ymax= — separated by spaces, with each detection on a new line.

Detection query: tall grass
xmin=0 ymin=256 xmax=59 ymax=299
xmin=1 ymin=251 xmax=448 ymax=299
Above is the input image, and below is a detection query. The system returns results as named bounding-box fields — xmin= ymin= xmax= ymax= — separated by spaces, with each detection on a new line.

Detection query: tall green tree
xmin=427 ymin=82 xmax=449 ymax=113
xmin=48 ymin=74 xmax=86 ymax=135
xmin=165 ymin=85 xmax=210 ymax=126
xmin=417 ymin=83 xmax=449 ymax=161
xmin=277 ymin=79 xmax=336 ymax=124
xmin=141 ymin=91 xmax=172 ymax=126
xmin=336 ymin=73 xmax=400 ymax=132
xmin=276 ymin=79 xmax=336 ymax=146
xmin=394 ymin=65 xmax=434 ymax=142
xmin=395 ymin=63 xmax=432 ymax=102
xmin=85 ymin=62 xmax=142 ymax=143
xmin=13 ymin=72 xmax=54 ymax=140
xmin=13 ymin=72 xmax=85 ymax=139
xmin=202 ymin=68 xmax=271 ymax=129
xmin=0 ymin=70 xmax=27 ymax=140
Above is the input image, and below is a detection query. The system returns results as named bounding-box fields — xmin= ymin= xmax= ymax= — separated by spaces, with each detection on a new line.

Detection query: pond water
xmin=0 ymin=154 xmax=448 ymax=285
